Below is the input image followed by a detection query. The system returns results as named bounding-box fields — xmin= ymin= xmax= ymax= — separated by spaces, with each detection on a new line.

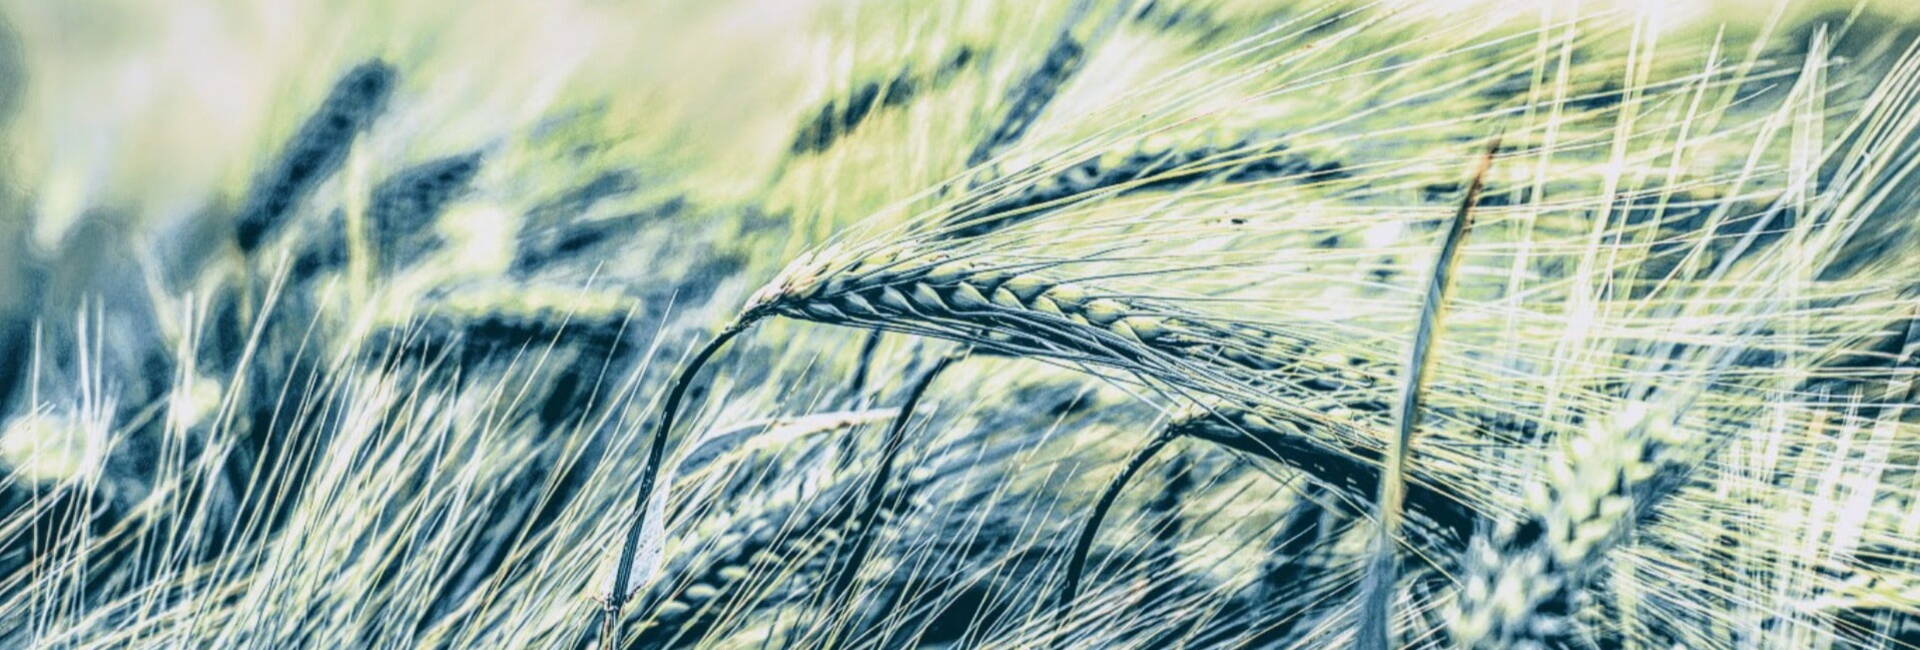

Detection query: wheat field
xmin=2 ymin=0 xmax=1919 ymax=648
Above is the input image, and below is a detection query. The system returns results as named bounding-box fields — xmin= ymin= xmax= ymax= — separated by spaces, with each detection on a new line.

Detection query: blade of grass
xmin=1357 ymin=135 xmax=1499 ymax=650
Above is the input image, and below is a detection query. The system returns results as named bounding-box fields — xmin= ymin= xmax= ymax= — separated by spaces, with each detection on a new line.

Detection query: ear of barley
xmin=742 ymin=238 xmax=1498 ymax=553
xmin=1448 ymin=399 xmax=1690 ymax=648
xmin=234 ymin=61 xmax=395 ymax=255
xmin=744 ymin=247 xmax=1492 ymax=496
xmin=12 ymin=2 xmax=1920 ymax=649
xmin=745 ymin=245 xmax=1384 ymax=429
xmin=633 ymin=411 xmax=1050 ymax=648
xmin=625 ymin=473 xmax=870 ymax=647
xmin=941 ymin=132 xmax=1346 ymax=241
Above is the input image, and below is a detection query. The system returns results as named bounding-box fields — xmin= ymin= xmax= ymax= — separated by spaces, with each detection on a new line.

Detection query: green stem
xmin=1055 ymin=427 xmax=1177 ymax=635
xmin=819 ymin=351 xmax=963 ymax=640
xmin=596 ymin=317 xmax=755 ymax=648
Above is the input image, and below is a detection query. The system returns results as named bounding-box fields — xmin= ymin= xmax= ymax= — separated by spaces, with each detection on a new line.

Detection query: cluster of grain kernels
xmin=639 ymin=480 xmax=883 ymax=639
xmin=776 ymin=254 xmax=1162 ymax=341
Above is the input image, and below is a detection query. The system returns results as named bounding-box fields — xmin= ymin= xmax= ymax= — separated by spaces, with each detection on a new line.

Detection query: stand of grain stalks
xmin=1 ymin=0 xmax=1918 ymax=648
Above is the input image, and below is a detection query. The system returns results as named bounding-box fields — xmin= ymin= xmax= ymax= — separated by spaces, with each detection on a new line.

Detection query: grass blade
xmin=1357 ymin=136 xmax=1498 ymax=650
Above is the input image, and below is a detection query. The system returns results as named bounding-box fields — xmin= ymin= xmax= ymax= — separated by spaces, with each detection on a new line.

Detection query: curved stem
xmin=833 ymin=329 xmax=887 ymax=473
xmin=596 ymin=317 xmax=755 ymax=648
xmin=822 ymin=350 xmax=963 ymax=626
xmin=843 ymin=329 xmax=884 ymax=404
xmin=1055 ymin=427 xmax=1177 ymax=632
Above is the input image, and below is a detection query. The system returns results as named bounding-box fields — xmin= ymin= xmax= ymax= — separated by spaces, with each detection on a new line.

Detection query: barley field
xmin=2 ymin=0 xmax=1919 ymax=648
